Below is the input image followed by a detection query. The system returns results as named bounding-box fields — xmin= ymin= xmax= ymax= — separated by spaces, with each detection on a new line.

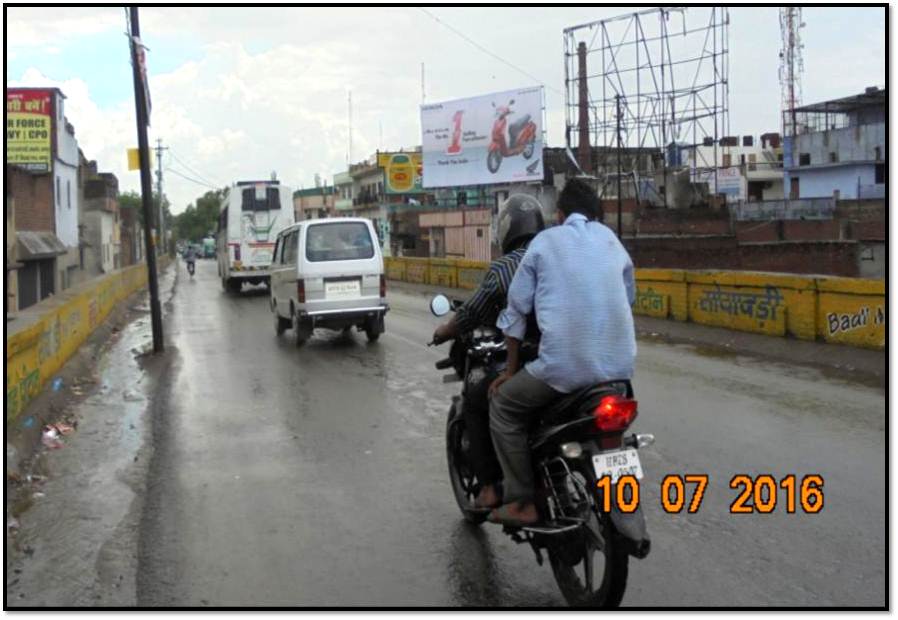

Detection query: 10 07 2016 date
xmin=595 ymin=474 xmax=824 ymax=515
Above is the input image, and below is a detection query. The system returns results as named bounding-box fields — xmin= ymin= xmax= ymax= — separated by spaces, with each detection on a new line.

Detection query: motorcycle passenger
xmin=487 ymin=178 xmax=637 ymax=526
xmin=432 ymin=194 xmax=545 ymax=510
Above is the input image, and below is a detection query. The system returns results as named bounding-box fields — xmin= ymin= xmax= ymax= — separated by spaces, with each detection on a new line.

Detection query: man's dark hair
xmin=558 ymin=178 xmax=600 ymax=219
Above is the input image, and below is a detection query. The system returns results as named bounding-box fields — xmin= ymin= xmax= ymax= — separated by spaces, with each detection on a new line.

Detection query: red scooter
xmin=487 ymin=99 xmax=537 ymax=174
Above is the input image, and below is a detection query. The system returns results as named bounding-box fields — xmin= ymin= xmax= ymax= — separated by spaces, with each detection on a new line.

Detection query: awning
xmin=16 ymin=231 xmax=68 ymax=260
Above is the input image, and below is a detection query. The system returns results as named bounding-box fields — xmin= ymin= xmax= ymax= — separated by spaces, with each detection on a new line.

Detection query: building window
xmin=67 ymin=180 xmax=71 ymax=209
xmin=829 ymin=152 xmax=838 ymax=163
xmin=799 ymin=153 xmax=811 ymax=166
xmin=56 ymin=177 xmax=61 ymax=206
xmin=874 ymin=146 xmax=882 ymax=161
xmin=875 ymin=163 xmax=885 ymax=184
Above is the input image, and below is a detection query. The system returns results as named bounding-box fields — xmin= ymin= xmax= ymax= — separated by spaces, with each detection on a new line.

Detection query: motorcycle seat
xmin=538 ymin=380 xmax=630 ymax=426
xmin=508 ymin=114 xmax=531 ymax=144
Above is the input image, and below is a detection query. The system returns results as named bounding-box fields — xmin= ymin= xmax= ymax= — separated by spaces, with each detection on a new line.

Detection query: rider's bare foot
xmin=488 ymin=501 xmax=539 ymax=526
xmin=474 ymin=483 xmax=501 ymax=509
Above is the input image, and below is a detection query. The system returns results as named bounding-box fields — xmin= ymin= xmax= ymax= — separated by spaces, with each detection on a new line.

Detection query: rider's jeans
xmin=489 ymin=368 xmax=561 ymax=505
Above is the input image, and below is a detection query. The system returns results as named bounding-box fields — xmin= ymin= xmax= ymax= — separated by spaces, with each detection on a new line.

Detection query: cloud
xmin=6 ymin=6 xmax=122 ymax=49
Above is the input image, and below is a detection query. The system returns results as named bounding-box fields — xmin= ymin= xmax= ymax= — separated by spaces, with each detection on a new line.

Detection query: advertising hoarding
xmin=421 ymin=86 xmax=543 ymax=188
xmin=377 ymin=152 xmax=424 ymax=194
xmin=6 ymin=89 xmax=53 ymax=173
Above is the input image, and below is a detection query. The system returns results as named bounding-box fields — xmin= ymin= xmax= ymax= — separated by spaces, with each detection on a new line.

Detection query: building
xmin=784 ymin=87 xmax=886 ymax=199
xmin=81 ymin=170 xmax=121 ymax=274
xmin=293 ymin=183 xmax=335 ymax=220
xmin=119 ymin=199 xmax=143 ymax=267
xmin=687 ymin=133 xmax=785 ymax=203
xmin=333 ymin=170 xmax=354 ymax=216
xmin=6 ymin=87 xmax=84 ymax=309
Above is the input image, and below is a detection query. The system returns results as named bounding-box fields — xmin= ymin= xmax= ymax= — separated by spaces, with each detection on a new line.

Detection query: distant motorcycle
xmin=186 ymin=260 xmax=195 ymax=277
xmin=487 ymin=99 xmax=537 ymax=174
xmin=429 ymin=294 xmax=653 ymax=607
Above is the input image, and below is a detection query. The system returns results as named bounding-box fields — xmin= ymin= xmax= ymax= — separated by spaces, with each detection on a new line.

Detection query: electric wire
xmin=167 ymin=150 xmax=223 ymax=189
xmin=418 ymin=8 xmax=563 ymax=97
xmin=165 ymin=166 xmax=218 ymax=190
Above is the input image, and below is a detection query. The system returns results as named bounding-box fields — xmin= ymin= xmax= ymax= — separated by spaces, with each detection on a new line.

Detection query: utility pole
xmin=616 ymin=94 xmax=623 ymax=238
xmin=154 ymin=138 xmax=169 ymax=255
xmin=128 ymin=7 xmax=164 ymax=353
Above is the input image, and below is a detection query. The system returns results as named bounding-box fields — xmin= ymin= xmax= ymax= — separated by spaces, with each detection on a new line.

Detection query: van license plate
xmin=592 ymin=449 xmax=643 ymax=483
xmin=326 ymin=280 xmax=361 ymax=300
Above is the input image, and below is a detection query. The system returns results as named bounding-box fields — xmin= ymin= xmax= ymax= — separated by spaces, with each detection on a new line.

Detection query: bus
xmin=217 ymin=179 xmax=295 ymax=293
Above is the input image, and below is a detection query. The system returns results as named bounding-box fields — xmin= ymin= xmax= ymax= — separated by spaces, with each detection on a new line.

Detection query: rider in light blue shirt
xmin=487 ymin=178 xmax=637 ymax=526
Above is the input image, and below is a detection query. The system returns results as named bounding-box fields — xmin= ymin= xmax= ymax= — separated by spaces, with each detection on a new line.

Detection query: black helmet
xmin=496 ymin=194 xmax=545 ymax=254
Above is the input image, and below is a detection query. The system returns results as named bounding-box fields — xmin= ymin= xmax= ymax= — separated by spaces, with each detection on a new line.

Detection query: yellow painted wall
xmin=384 ymin=257 xmax=884 ymax=351
xmin=6 ymin=259 xmax=169 ymax=422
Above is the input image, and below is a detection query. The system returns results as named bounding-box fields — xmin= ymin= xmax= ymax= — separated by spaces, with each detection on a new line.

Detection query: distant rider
xmin=431 ymin=194 xmax=545 ymax=511
xmin=184 ymin=245 xmax=198 ymax=275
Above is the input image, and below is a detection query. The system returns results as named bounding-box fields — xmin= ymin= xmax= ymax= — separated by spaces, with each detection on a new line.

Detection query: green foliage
xmin=119 ymin=190 xmax=172 ymax=229
xmin=172 ymin=188 xmax=225 ymax=243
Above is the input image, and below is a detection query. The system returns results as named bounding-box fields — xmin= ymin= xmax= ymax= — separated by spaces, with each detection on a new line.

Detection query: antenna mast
xmin=779 ymin=7 xmax=805 ymax=137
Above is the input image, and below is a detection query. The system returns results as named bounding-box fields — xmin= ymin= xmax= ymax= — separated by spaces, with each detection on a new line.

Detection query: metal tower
xmin=779 ymin=7 xmax=805 ymax=137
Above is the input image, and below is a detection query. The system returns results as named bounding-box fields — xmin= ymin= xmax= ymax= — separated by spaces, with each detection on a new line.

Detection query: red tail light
xmin=594 ymin=395 xmax=638 ymax=432
xmin=297 ymin=279 xmax=306 ymax=303
xmin=379 ymin=274 xmax=386 ymax=298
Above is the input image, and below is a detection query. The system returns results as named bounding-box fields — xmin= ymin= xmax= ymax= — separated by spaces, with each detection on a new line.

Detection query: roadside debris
xmin=41 ymin=427 xmax=65 ymax=450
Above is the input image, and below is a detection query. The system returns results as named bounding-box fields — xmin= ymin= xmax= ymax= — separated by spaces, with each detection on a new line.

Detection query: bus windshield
xmin=241 ymin=186 xmax=281 ymax=212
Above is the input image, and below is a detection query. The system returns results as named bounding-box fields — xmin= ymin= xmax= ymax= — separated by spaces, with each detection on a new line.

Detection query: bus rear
xmin=219 ymin=180 xmax=294 ymax=292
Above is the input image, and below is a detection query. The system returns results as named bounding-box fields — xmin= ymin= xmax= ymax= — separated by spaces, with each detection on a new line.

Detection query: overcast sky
xmin=7 ymin=5 xmax=886 ymax=214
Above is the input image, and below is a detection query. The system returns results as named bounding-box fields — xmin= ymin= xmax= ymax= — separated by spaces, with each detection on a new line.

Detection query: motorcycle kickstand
xmin=507 ymin=528 xmax=544 ymax=566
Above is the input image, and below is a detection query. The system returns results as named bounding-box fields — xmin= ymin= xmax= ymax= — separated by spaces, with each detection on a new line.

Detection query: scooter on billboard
xmin=487 ymin=99 xmax=537 ymax=174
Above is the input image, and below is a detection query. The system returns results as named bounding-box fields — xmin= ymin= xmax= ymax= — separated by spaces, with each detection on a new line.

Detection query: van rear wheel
xmin=364 ymin=315 xmax=384 ymax=343
xmin=274 ymin=311 xmax=289 ymax=336
xmin=293 ymin=313 xmax=313 ymax=346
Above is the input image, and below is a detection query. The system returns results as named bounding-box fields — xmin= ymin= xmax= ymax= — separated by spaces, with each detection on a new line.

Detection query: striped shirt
xmin=454 ymin=248 xmax=527 ymax=333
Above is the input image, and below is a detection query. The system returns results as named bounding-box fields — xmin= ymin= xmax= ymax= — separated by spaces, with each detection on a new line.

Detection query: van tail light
xmin=593 ymin=395 xmax=638 ymax=432
xmin=380 ymin=274 xmax=386 ymax=298
xmin=234 ymin=245 xmax=241 ymax=262
xmin=297 ymin=279 xmax=306 ymax=303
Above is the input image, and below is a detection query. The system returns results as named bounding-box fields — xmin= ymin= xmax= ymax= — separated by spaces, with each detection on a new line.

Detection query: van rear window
xmin=306 ymin=222 xmax=375 ymax=262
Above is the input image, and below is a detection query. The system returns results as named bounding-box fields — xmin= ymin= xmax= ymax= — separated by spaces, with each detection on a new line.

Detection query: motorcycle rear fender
xmin=607 ymin=503 xmax=651 ymax=559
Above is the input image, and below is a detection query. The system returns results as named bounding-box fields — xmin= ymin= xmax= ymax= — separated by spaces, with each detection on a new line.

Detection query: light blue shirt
xmin=497 ymin=213 xmax=637 ymax=393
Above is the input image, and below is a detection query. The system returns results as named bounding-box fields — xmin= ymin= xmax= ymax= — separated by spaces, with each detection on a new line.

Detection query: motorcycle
xmin=487 ymin=99 xmax=537 ymax=174
xmin=186 ymin=259 xmax=195 ymax=277
xmin=429 ymin=294 xmax=653 ymax=607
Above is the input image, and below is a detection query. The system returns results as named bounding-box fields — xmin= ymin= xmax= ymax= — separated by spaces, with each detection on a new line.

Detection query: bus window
xmin=241 ymin=186 xmax=282 ymax=212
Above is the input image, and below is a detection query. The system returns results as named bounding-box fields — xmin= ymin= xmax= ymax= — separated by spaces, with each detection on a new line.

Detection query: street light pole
xmin=129 ymin=6 xmax=164 ymax=353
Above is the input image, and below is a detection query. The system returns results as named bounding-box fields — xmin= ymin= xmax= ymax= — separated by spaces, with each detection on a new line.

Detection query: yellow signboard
xmin=6 ymin=89 xmax=53 ymax=173
xmin=377 ymin=152 xmax=424 ymax=194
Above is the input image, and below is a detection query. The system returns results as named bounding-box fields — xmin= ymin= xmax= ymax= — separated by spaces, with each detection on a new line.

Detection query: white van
xmin=270 ymin=218 xmax=388 ymax=344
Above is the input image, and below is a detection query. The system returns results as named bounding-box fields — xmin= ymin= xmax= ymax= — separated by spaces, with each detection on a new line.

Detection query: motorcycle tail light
xmin=594 ymin=395 xmax=638 ymax=432
xmin=380 ymin=274 xmax=386 ymax=298
xmin=297 ymin=279 xmax=306 ymax=303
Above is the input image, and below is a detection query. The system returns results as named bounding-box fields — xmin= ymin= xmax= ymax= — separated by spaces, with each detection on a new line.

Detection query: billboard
xmin=421 ymin=86 xmax=543 ymax=188
xmin=377 ymin=152 xmax=424 ymax=194
xmin=6 ymin=89 xmax=53 ymax=173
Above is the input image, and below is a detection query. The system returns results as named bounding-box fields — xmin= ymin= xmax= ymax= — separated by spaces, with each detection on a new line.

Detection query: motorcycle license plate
xmin=592 ymin=449 xmax=643 ymax=483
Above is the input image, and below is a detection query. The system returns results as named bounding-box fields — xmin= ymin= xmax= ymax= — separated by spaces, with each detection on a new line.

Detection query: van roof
xmin=277 ymin=217 xmax=372 ymax=236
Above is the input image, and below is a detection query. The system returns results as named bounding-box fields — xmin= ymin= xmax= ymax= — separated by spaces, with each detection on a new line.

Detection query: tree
xmin=119 ymin=190 xmax=172 ymax=229
xmin=172 ymin=188 xmax=225 ymax=243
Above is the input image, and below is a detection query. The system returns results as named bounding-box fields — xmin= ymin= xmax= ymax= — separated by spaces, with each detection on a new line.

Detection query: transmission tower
xmin=779 ymin=7 xmax=805 ymax=137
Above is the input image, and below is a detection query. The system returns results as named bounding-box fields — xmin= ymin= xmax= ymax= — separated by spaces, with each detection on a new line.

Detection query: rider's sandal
xmin=488 ymin=503 xmax=539 ymax=527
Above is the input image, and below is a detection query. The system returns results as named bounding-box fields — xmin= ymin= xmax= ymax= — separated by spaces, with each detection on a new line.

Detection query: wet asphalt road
xmin=136 ymin=259 xmax=886 ymax=607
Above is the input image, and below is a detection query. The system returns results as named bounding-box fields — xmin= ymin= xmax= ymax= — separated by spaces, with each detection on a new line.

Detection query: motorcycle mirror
xmin=430 ymin=294 xmax=451 ymax=317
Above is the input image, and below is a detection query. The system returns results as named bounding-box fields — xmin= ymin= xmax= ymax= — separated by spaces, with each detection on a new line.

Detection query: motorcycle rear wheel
xmin=548 ymin=510 xmax=629 ymax=607
xmin=446 ymin=407 xmax=488 ymax=524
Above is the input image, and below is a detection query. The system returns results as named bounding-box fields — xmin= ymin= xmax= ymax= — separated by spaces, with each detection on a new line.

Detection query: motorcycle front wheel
xmin=446 ymin=406 xmax=488 ymax=524
xmin=487 ymin=150 xmax=502 ymax=174
xmin=547 ymin=510 xmax=629 ymax=607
